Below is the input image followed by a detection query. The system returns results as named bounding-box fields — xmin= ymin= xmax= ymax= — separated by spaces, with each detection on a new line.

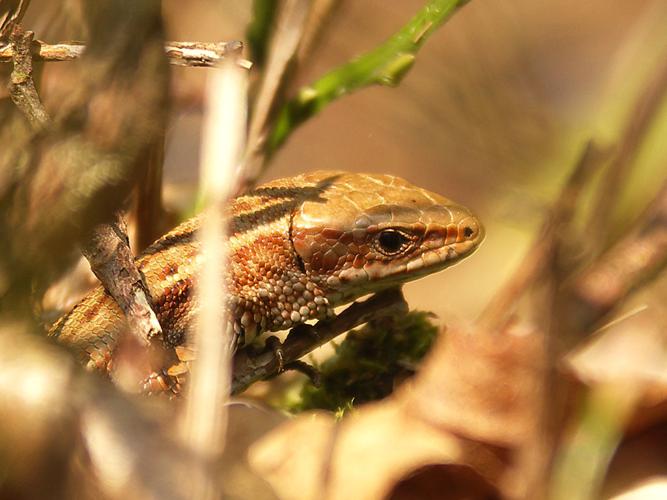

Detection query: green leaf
xmin=267 ymin=0 xmax=471 ymax=154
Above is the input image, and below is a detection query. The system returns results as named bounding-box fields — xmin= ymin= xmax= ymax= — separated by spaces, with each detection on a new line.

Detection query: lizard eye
xmin=376 ymin=229 xmax=411 ymax=256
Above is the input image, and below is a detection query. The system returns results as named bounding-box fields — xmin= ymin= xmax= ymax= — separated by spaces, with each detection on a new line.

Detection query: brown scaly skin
xmin=49 ymin=171 xmax=484 ymax=375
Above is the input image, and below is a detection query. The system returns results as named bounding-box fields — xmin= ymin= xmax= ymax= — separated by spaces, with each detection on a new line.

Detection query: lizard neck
xmin=224 ymin=188 xmax=335 ymax=345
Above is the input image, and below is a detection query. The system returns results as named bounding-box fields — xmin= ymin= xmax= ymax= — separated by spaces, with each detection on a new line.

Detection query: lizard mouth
xmin=331 ymin=217 xmax=484 ymax=302
xmin=365 ymin=237 xmax=481 ymax=285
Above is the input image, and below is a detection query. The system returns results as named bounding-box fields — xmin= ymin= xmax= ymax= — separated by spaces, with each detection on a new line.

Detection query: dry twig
xmin=0 ymin=39 xmax=251 ymax=68
xmin=81 ymin=212 xmax=162 ymax=346
xmin=8 ymin=25 xmax=49 ymax=128
xmin=478 ymin=49 xmax=667 ymax=498
xmin=0 ymin=0 xmax=29 ymax=39
xmin=6 ymin=26 xmax=173 ymax=375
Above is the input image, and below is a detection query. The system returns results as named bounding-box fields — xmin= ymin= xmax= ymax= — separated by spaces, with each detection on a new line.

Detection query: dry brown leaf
xmin=388 ymin=464 xmax=501 ymax=500
xmin=248 ymin=321 xmax=553 ymax=499
xmin=565 ymin=301 xmax=667 ymax=433
xmin=248 ymin=411 xmax=335 ymax=500
xmin=601 ymin=424 xmax=667 ymax=499
xmin=248 ymin=402 xmax=505 ymax=500
xmin=248 ymin=295 xmax=667 ymax=500
xmin=405 ymin=322 xmax=543 ymax=448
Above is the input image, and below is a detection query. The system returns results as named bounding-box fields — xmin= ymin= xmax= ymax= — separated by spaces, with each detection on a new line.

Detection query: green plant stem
xmin=267 ymin=0 xmax=471 ymax=154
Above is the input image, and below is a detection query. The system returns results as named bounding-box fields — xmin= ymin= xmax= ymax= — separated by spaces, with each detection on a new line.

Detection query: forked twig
xmin=231 ymin=288 xmax=408 ymax=394
xmin=8 ymin=25 xmax=49 ymax=128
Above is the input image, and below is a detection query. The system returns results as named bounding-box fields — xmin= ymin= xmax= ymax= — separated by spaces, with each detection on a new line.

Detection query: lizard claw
xmin=265 ymin=336 xmax=285 ymax=373
xmin=264 ymin=335 xmax=321 ymax=386
xmin=141 ymin=369 xmax=181 ymax=396
xmin=284 ymin=360 xmax=321 ymax=387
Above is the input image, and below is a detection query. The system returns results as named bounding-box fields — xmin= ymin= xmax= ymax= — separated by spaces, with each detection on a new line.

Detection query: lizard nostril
xmin=463 ymin=226 xmax=474 ymax=239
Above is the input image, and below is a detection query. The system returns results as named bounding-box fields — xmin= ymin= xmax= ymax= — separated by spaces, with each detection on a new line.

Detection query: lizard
xmin=49 ymin=171 xmax=484 ymax=389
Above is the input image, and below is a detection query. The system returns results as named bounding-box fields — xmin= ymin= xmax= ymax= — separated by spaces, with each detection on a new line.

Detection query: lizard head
xmin=290 ymin=171 xmax=484 ymax=304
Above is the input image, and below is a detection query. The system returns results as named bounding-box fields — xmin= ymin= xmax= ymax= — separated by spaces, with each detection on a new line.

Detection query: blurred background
xmin=1 ymin=1 xmax=666 ymax=499
xmin=21 ymin=0 xmax=667 ymax=323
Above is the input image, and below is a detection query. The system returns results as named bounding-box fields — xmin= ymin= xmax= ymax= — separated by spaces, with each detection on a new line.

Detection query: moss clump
xmin=288 ymin=311 xmax=439 ymax=414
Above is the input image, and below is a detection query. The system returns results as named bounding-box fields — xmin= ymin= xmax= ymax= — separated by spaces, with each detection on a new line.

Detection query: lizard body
xmin=50 ymin=171 xmax=484 ymax=373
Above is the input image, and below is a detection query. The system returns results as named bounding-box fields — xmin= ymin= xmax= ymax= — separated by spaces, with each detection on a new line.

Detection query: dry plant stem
xmin=521 ymin=232 xmax=572 ymax=499
xmin=481 ymin=48 xmax=667 ymax=330
xmin=570 ymin=177 xmax=667 ymax=332
xmin=243 ymin=0 xmax=343 ymax=185
xmin=231 ymin=288 xmax=408 ymax=394
xmin=134 ymin=135 xmax=165 ymax=252
xmin=521 ymin=173 xmax=667 ymax=500
xmin=82 ymin=212 xmax=162 ymax=346
xmin=588 ymin=56 xmax=667 ymax=249
xmin=0 ymin=39 xmax=251 ymax=68
xmin=8 ymin=25 xmax=49 ymax=128
xmin=481 ymin=142 xmax=607 ymax=499
xmin=0 ymin=0 xmax=30 ymax=39
xmin=479 ymin=141 xmax=607 ymax=330
xmin=242 ymin=0 xmax=311 ymax=190
xmin=181 ymin=58 xmax=247 ymax=499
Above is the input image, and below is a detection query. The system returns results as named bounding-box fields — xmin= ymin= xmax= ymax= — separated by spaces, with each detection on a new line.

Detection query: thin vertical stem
xmin=180 ymin=58 xmax=247 ymax=499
